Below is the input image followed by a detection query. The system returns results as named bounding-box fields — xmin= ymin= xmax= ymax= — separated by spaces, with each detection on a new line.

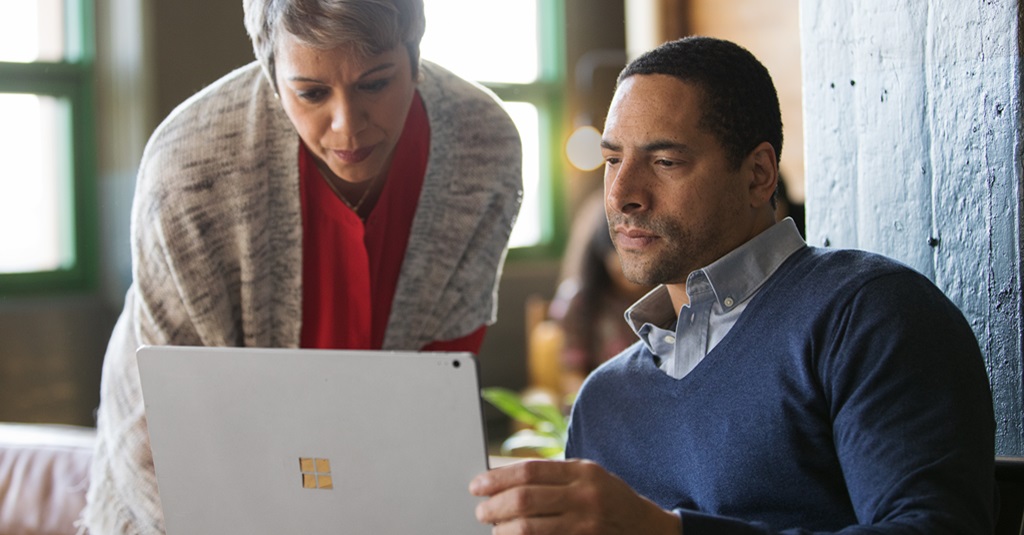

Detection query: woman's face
xmin=274 ymin=34 xmax=417 ymax=184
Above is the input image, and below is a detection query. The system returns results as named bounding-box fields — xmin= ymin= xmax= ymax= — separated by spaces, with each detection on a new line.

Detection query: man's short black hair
xmin=618 ymin=36 xmax=783 ymax=170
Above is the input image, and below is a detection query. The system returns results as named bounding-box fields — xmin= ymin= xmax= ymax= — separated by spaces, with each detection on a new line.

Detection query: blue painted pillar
xmin=800 ymin=1 xmax=1023 ymax=454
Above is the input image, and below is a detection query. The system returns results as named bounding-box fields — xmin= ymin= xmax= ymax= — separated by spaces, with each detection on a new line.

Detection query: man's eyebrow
xmin=641 ymin=140 xmax=691 ymax=153
xmin=600 ymin=139 xmax=692 ymax=153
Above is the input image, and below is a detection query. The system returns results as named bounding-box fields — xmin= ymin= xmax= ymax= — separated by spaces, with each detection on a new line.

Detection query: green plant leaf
xmin=482 ymin=387 xmax=569 ymax=458
xmin=481 ymin=387 xmax=547 ymax=428
xmin=523 ymin=401 xmax=568 ymax=436
xmin=500 ymin=429 xmax=565 ymax=459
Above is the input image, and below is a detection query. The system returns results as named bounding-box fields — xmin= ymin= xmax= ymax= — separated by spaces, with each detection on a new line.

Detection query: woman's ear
xmin=747 ymin=141 xmax=779 ymax=208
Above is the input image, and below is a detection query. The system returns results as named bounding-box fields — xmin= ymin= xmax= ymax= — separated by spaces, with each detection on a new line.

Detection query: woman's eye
xmin=358 ymin=78 xmax=390 ymax=92
xmin=296 ymin=88 xmax=328 ymax=102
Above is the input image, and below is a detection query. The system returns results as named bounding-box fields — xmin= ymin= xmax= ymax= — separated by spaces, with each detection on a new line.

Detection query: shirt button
xmin=723 ymin=297 xmax=735 ymax=308
xmin=664 ymin=335 xmax=676 ymax=344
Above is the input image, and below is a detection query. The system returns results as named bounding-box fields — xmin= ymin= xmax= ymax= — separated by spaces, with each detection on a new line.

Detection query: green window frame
xmin=0 ymin=0 xmax=98 ymax=295
xmin=459 ymin=0 xmax=569 ymax=261
xmin=421 ymin=0 xmax=569 ymax=258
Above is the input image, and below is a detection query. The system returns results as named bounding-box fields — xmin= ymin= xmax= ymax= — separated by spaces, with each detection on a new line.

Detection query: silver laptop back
xmin=138 ymin=345 xmax=491 ymax=535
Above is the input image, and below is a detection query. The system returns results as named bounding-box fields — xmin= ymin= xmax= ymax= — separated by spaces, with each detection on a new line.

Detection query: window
xmin=0 ymin=0 xmax=97 ymax=294
xmin=420 ymin=0 xmax=567 ymax=256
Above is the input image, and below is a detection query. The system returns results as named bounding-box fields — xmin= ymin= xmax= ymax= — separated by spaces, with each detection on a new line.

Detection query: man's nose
xmin=605 ymin=160 xmax=647 ymax=215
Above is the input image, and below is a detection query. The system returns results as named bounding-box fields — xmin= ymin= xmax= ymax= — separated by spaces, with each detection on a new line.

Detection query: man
xmin=470 ymin=37 xmax=995 ymax=534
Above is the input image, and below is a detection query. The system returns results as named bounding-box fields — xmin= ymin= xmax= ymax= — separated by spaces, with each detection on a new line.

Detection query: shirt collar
xmin=624 ymin=217 xmax=806 ymax=339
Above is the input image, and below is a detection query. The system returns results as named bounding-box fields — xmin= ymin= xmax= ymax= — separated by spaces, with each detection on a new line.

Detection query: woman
xmin=81 ymin=1 xmax=521 ymax=532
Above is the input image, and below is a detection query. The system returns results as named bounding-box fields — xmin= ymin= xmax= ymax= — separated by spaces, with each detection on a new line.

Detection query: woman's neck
xmin=315 ymin=162 xmax=382 ymax=219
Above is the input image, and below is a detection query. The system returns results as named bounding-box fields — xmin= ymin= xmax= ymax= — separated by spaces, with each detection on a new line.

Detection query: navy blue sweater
xmin=566 ymin=247 xmax=995 ymax=534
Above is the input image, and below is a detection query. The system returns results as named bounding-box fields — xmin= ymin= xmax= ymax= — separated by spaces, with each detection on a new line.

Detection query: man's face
xmin=601 ymin=74 xmax=756 ymax=287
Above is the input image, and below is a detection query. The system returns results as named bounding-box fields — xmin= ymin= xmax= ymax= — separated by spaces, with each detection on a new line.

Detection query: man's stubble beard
xmin=607 ymin=213 xmax=693 ymax=287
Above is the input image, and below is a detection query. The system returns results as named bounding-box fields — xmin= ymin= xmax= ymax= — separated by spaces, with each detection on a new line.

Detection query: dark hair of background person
xmin=552 ymin=204 xmax=651 ymax=375
xmin=575 ymin=210 xmax=623 ymax=361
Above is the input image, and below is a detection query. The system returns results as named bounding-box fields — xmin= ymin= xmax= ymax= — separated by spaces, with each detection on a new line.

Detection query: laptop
xmin=137 ymin=345 xmax=492 ymax=535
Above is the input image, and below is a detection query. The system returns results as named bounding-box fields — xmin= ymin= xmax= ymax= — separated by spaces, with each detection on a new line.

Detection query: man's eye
xmin=604 ymin=157 xmax=621 ymax=165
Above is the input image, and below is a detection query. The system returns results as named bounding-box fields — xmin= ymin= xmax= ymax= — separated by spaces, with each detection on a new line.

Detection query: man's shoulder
xmin=769 ymin=247 xmax=972 ymax=338
xmin=797 ymin=246 xmax=914 ymax=273
xmin=779 ymin=246 xmax=927 ymax=295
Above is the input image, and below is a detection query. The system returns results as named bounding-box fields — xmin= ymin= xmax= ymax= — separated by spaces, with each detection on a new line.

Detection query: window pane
xmin=0 ymin=94 xmax=73 ymax=273
xmin=0 ymin=0 xmax=65 ymax=63
xmin=503 ymin=102 xmax=540 ymax=248
xmin=420 ymin=0 xmax=538 ymax=83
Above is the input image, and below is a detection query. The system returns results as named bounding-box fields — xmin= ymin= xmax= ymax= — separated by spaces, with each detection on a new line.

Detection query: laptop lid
xmin=137 ymin=345 xmax=491 ymax=535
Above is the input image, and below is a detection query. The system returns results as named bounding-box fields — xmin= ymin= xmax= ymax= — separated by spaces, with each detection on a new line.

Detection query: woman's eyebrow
xmin=284 ymin=63 xmax=396 ymax=84
xmin=358 ymin=62 xmax=395 ymax=79
xmin=286 ymin=75 xmax=324 ymax=83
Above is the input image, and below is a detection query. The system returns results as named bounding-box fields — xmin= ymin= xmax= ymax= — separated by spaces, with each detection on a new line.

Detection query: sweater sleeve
xmin=816 ymin=271 xmax=994 ymax=533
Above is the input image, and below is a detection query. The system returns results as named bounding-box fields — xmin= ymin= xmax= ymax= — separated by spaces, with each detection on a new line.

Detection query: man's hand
xmin=469 ymin=459 xmax=681 ymax=534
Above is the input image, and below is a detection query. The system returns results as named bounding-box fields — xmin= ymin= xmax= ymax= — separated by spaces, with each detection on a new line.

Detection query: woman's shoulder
xmin=132 ymin=62 xmax=298 ymax=225
xmin=416 ymin=61 xmax=521 ymax=188
xmin=141 ymin=62 xmax=291 ymax=171
xmin=417 ymin=61 xmax=520 ymax=144
xmin=418 ymin=61 xmax=506 ymax=108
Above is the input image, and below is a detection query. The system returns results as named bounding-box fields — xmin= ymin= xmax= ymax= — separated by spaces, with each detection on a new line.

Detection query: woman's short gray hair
xmin=243 ymin=0 xmax=426 ymax=88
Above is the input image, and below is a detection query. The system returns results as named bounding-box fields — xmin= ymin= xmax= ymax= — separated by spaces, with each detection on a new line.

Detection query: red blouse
xmin=298 ymin=92 xmax=486 ymax=353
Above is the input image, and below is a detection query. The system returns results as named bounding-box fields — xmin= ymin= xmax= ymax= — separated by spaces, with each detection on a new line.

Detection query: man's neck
xmin=667 ymin=283 xmax=689 ymax=314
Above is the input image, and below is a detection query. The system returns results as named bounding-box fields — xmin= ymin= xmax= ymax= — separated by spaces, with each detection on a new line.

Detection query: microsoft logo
xmin=299 ymin=457 xmax=333 ymax=490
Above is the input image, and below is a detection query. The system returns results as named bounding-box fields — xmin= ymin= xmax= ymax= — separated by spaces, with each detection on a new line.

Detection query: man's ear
xmin=747 ymin=141 xmax=779 ymax=208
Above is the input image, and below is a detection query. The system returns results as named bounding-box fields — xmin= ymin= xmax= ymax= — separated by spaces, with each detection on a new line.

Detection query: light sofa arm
xmin=0 ymin=423 xmax=94 ymax=535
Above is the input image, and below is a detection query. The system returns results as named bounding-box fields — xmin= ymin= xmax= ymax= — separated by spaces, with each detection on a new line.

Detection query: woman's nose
xmin=330 ymin=96 xmax=367 ymax=136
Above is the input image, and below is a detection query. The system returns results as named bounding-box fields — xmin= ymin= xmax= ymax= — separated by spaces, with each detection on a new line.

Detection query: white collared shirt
xmin=624 ymin=218 xmax=807 ymax=379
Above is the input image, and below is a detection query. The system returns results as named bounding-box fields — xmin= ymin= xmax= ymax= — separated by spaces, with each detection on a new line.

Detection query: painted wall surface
xmin=801 ymin=1 xmax=1023 ymax=454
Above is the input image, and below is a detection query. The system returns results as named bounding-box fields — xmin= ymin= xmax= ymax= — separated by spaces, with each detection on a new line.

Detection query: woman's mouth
xmin=331 ymin=145 xmax=375 ymax=164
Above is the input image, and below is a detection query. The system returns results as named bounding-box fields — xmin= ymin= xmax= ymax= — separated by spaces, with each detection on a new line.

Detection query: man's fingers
xmin=471 ymin=459 xmax=582 ymax=496
xmin=489 ymin=514 xmax=568 ymax=535
xmin=475 ymin=484 xmax=568 ymax=524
